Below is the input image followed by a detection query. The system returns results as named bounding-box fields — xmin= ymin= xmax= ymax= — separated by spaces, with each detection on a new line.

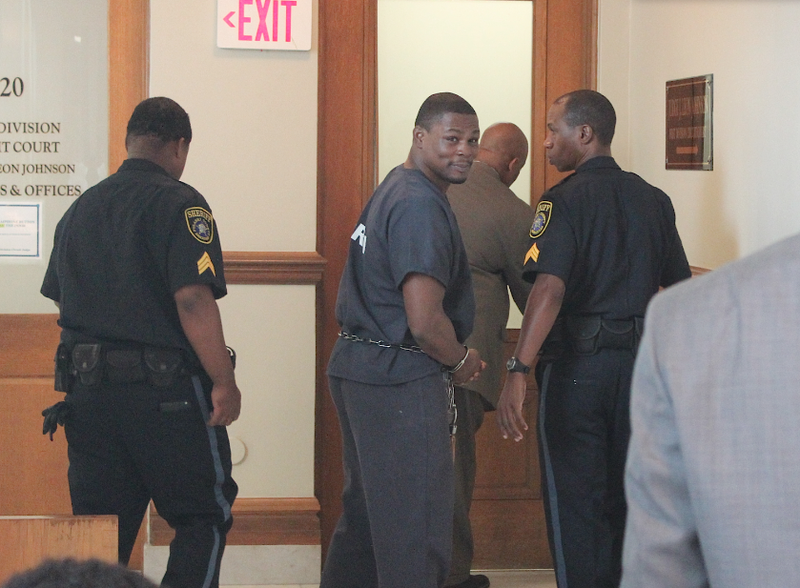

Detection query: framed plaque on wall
xmin=666 ymin=74 xmax=713 ymax=170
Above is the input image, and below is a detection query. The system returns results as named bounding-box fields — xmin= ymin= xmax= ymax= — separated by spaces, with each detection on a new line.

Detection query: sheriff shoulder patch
xmin=185 ymin=207 xmax=214 ymax=244
xmin=529 ymin=201 xmax=552 ymax=239
xmin=197 ymin=251 xmax=216 ymax=276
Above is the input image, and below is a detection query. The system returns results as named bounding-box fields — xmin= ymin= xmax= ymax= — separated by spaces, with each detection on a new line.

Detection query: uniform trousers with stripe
xmin=321 ymin=373 xmax=454 ymax=588
xmin=64 ymin=371 xmax=237 ymax=588
xmin=536 ymin=350 xmax=633 ymax=588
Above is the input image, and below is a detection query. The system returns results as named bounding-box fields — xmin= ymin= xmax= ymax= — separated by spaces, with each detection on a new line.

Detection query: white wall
xmin=216 ymin=285 xmax=316 ymax=496
xmin=599 ymin=0 xmax=800 ymax=268
xmin=378 ymin=0 xmax=533 ymax=204
xmin=150 ymin=0 xmax=319 ymax=501
xmin=150 ymin=0 xmax=318 ymax=253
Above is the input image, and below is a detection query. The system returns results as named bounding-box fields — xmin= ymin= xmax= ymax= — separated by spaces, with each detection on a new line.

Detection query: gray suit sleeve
xmin=621 ymin=302 xmax=709 ymax=588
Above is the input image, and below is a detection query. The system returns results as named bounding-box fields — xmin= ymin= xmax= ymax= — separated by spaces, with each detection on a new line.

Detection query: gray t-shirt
xmin=328 ymin=165 xmax=475 ymax=385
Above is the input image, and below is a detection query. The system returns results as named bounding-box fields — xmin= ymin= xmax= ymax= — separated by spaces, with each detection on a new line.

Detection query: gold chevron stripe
xmin=197 ymin=251 xmax=216 ymax=276
xmin=524 ymin=242 xmax=540 ymax=264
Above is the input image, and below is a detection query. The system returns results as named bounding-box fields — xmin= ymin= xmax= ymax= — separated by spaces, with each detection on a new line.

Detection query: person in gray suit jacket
xmin=446 ymin=122 xmax=534 ymax=588
xmin=622 ymin=231 xmax=800 ymax=587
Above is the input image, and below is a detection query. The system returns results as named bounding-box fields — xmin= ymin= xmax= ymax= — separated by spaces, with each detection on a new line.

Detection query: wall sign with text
xmin=0 ymin=203 xmax=41 ymax=258
xmin=217 ymin=0 xmax=312 ymax=51
xmin=666 ymin=74 xmax=713 ymax=170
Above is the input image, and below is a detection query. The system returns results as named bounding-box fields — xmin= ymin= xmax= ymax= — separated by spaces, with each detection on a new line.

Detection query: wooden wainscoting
xmin=223 ymin=251 xmax=326 ymax=285
xmin=0 ymin=314 xmax=71 ymax=518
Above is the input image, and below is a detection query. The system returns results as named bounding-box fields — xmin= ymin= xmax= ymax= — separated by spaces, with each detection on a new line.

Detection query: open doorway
xmin=376 ymin=1 xmax=545 ymax=569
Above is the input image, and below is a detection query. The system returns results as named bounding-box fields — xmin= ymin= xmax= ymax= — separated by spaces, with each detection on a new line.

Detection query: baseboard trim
xmin=149 ymin=497 xmax=321 ymax=546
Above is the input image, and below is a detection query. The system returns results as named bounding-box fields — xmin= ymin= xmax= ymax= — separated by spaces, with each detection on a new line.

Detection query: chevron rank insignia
xmin=525 ymin=242 xmax=540 ymax=264
xmin=197 ymin=251 xmax=216 ymax=276
xmin=186 ymin=207 xmax=214 ymax=244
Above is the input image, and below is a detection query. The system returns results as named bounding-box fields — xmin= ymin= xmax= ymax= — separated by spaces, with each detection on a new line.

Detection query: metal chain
xmin=338 ymin=330 xmax=425 ymax=354
xmin=443 ymin=371 xmax=458 ymax=438
xmin=339 ymin=330 xmax=457 ymax=438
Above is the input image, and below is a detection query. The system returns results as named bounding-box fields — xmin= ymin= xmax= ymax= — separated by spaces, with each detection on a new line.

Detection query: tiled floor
xmin=223 ymin=569 xmax=558 ymax=588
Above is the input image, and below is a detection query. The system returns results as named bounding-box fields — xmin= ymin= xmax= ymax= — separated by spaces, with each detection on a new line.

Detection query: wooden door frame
xmin=109 ymin=0 xmax=149 ymax=173
xmin=317 ymin=0 xmax=598 ymax=561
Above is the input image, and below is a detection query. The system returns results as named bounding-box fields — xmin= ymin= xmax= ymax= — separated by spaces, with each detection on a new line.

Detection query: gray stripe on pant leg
xmin=538 ymin=363 xmax=568 ymax=587
xmin=192 ymin=375 xmax=232 ymax=588
xmin=192 ymin=375 xmax=233 ymax=521
xmin=201 ymin=527 xmax=221 ymax=588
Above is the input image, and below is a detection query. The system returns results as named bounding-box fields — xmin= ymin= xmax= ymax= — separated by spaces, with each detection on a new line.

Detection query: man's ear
xmin=579 ymin=124 xmax=594 ymax=145
xmin=412 ymin=125 xmax=426 ymax=147
xmin=508 ymin=156 xmax=521 ymax=174
xmin=172 ymin=138 xmax=185 ymax=156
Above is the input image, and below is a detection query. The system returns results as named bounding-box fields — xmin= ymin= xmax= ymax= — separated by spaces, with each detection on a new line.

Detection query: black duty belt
xmin=541 ymin=315 xmax=644 ymax=359
xmin=54 ymin=341 xmax=197 ymax=391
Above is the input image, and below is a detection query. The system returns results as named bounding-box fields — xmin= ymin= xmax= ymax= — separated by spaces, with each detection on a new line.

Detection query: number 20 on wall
xmin=1 ymin=77 xmax=24 ymax=97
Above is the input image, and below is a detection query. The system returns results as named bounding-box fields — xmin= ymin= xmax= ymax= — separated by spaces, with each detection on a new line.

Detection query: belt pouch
xmin=567 ymin=316 xmax=601 ymax=356
xmin=144 ymin=348 xmax=183 ymax=387
xmin=599 ymin=319 xmax=635 ymax=350
xmin=72 ymin=344 xmax=102 ymax=386
xmin=105 ymin=349 xmax=146 ymax=384
xmin=54 ymin=343 xmax=74 ymax=392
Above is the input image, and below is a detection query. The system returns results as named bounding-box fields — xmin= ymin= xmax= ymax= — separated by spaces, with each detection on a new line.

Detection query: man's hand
xmin=174 ymin=283 xmax=241 ymax=428
xmin=496 ymin=272 xmax=566 ymax=441
xmin=451 ymin=348 xmax=486 ymax=385
xmin=206 ymin=381 xmax=242 ymax=427
xmin=497 ymin=371 xmax=528 ymax=441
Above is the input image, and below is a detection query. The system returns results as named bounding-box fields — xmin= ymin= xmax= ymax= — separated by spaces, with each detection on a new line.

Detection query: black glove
xmin=42 ymin=401 xmax=71 ymax=441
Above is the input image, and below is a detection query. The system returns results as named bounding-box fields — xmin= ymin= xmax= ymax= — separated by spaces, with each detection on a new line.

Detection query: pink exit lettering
xmin=238 ymin=0 xmax=297 ymax=42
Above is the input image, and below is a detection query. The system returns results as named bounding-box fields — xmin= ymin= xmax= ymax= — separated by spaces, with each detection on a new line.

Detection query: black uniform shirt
xmin=522 ymin=156 xmax=690 ymax=319
xmin=41 ymin=158 xmax=227 ymax=352
xmin=328 ymin=165 xmax=475 ymax=385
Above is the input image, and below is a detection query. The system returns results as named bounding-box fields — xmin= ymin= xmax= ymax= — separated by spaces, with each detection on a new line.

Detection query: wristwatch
xmin=506 ymin=356 xmax=530 ymax=374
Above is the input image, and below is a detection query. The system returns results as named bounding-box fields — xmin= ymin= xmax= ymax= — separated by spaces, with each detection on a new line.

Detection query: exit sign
xmin=217 ymin=0 xmax=312 ymax=51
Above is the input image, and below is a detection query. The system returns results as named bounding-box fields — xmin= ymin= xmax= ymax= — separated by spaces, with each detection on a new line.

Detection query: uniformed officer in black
xmin=41 ymin=97 xmax=240 ymax=588
xmin=497 ymin=90 xmax=691 ymax=588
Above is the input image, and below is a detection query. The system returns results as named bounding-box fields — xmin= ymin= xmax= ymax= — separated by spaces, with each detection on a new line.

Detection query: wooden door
xmin=471 ymin=330 xmax=551 ymax=569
